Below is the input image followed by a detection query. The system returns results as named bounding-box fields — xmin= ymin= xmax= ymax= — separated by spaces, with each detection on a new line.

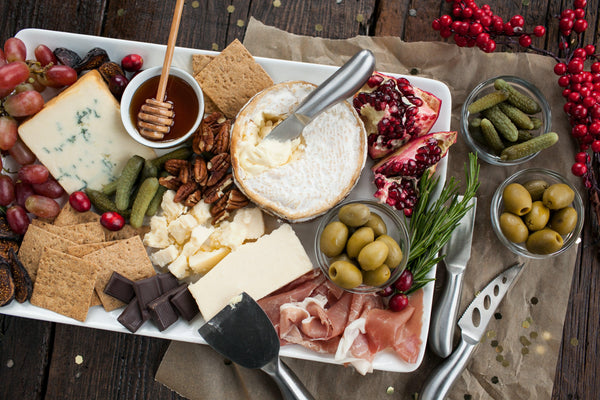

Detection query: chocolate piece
xmin=157 ymin=272 xmax=179 ymax=293
xmin=170 ymin=287 xmax=199 ymax=321
xmin=104 ymin=271 xmax=135 ymax=303
xmin=148 ymin=296 xmax=179 ymax=331
xmin=117 ymin=297 xmax=147 ymax=333
xmin=133 ymin=275 xmax=161 ymax=320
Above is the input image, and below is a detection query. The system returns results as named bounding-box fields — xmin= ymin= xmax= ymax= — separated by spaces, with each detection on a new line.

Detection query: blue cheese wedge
xmin=17 ymin=70 xmax=156 ymax=193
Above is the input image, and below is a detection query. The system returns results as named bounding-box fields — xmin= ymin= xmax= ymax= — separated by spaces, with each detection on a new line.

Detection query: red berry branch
xmin=432 ymin=0 xmax=600 ymax=237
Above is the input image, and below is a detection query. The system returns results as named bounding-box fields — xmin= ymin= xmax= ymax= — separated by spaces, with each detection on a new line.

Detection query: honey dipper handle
xmin=156 ymin=0 xmax=185 ymax=102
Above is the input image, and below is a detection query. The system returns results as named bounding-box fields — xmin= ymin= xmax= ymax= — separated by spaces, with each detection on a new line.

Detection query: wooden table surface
xmin=0 ymin=1 xmax=598 ymax=399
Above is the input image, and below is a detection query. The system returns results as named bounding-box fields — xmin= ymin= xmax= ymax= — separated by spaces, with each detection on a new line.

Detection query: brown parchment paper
xmin=155 ymin=18 xmax=582 ymax=400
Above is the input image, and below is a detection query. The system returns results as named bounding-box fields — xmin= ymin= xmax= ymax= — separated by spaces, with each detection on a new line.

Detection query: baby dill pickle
xmin=146 ymin=171 xmax=168 ymax=217
xmin=467 ymin=90 xmax=508 ymax=114
xmin=498 ymin=102 xmax=535 ymax=130
xmin=101 ymin=180 xmax=119 ymax=196
xmin=530 ymin=116 xmax=543 ymax=130
xmin=150 ymin=146 xmax=192 ymax=169
xmin=85 ymin=188 xmax=131 ymax=216
xmin=469 ymin=117 xmax=482 ymax=129
xmin=480 ymin=118 xmax=505 ymax=153
xmin=483 ymin=105 xmax=519 ymax=142
xmin=517 ymin=130 xmax=534 ymax=142
xmin=500 ymin=132 xmax=559 ymax=160
xmin=130 ymin=177 xmax=159 ymax=228
xmin=140 ymin=159 xmax=158 ymax=181
xmin=115 ymin=155 xmax=145 ymax=210
xmin=494 ymin=79 xmax=541 ymax=114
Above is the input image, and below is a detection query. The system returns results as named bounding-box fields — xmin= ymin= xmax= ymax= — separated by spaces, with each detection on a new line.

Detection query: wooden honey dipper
xmin=137 ymin=0 xmax=185 ymax=140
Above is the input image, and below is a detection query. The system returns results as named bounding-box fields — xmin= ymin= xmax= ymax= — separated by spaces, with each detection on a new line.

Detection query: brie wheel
xmin=231 ymin=81 xmax=367 ymax=222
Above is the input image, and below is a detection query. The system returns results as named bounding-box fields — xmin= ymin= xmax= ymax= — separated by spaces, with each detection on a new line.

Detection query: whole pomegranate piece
xmin=353 ymin=72 xmax=441 ymax=159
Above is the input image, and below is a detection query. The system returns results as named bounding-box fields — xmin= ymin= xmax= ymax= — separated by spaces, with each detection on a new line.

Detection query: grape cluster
xmin=431 ymin=0 xmax=546 ymax=53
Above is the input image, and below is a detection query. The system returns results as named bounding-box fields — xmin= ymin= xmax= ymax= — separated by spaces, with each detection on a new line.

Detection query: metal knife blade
xmin=429 ymin=196 xmax=477 ymax=358
xmin=420 ymin=262 xmax=525 ymax=400
xmin=265 ymin=49 xmax=375 ymax=142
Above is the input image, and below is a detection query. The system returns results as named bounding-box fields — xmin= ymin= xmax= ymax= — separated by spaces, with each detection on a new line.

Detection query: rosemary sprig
xmin=406 ymin=153 xmax=480 ymax=293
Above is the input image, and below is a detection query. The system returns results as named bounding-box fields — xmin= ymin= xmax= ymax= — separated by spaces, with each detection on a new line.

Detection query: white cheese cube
xmin=161 ymin=190 xmax=186 ymax=223
xmin=209 ymin=207 xmax=265 ymax=250
xmin=150 ymin=244 xmax=180 ymax=267
xmin=190 ymin=201 xmax=212 ymax=225
xmin=143 ymin=215 xmax=171 ymax=248
xmin=168 ymin=213 xmax=198 ymax=244
xmin=188 ymin=247 xmax=231 ymax=275
xmin=167 ymin=253 xmax=190 ymax=279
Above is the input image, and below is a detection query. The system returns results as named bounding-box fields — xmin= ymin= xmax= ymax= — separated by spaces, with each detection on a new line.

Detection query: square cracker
xmin=67 ymin=240 xmax=120 ymax=258
xmin=32 ymin=219 xmax=105 ymax=245
xmin=83 ymin=236 xmax=156 ymax=311
xmin=18 ymin=224 xmax=77 ymax=282
xmin=30 ymin=248 xmax=99 ymax=322
xmin=192 ymin=54 xmax=221 ymax=114
xmin=195 ymin=39 xmax=273 ymax=118
xmin=53 ymin=202 xmax=100 ymax=226
xmin=104 ymin=224 xmax=149 ymax=242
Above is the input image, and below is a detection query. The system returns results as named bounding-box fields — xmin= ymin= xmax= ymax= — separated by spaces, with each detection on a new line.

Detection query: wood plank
xmin=0 ymin=315 xmax=53 ymax=400
xmin=43 ymin=324 xmax=185 ymax=399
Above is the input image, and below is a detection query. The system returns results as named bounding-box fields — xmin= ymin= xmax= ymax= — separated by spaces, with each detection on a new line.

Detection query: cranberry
xmin=592 ymin=140 xmax=600 ymax=153
xmin=590 ymin=122 xmax=600 ymax=136
xmin=568 ymin=59 xmax=584 ymax=74
xmin=559 ymin=17 xmax=574 ymax=34
xmin=439 ymin=14 xmax=452 ymax=27
xmin=69 ymin=191 xmax=91 ymax=212
xmin=101 ymin=211 xmax=125 ymax=231
xmin=561 ymin=9 xmax=576 ymax=20
xmin=574 ymin=19 xmax=588 ymax=33
xmin=510 ymin=15 xmax=524 ymax=28
xmin=533 ymin=25 xmax=546 ymax=37
xmin=574 ymin=8 xmax=586 ymax=20
xmin=573 ymin=48 xmax=587 ymax=59
xmin=394 ymin=269 xmax=414 ymax=292
xmin=518 ymin=35 xmax=532 ymax=48
xmin=388 ymin=293 xmax=409 ymax=312
xmin=432 ymin=19 xmax=441 ymax=30
xmin=572 ymin=162 xmax=588 ymax=177
xmin=574 ymin=0 xmax=587 ymax=8
xmin=377 ymin=286 xmax=394 ymax=297
xmin=575 ymin=152 xmax=590 ymax=163
xmin=572 ymin=124 xmax=588 ymax=137
xmin=554 ymin=63 xmax=567 ymax=76
xmin=558 ymin=75 xmax=571 ymax=87
xmin=121 ymin=54 xmax=143 ymax=72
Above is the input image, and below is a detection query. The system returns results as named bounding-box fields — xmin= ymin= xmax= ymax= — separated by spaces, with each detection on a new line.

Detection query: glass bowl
xmin=314 ymin=199 xmax=410 ymax=293
xmin=460 ymin=75 xmax=551 ymax=166
xmin=490 ymin=168 xmax=584 ymax=259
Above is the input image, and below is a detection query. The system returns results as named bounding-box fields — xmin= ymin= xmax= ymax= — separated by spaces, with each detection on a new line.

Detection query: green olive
xmin=328 ymin=260 xmax=363 ymax=289
xmin=526 ymin=228 xmax=564 ymax=254
xmin=364 ymin=212 xmax=387 ymax=237
xmin=338 ymin=203 xmax=371 ymax=227
xmin=320 ymin=221 xmax=349 ymax=257
xmin=330 ymin=253 xmax=354 ymax=264
xmin=346 ymin=226 xmax=374 ymax=259
xmin=523 ymin=179 xmax=549 ymax=201
xmin=523 ymin=201 xmax=550 ymax=231
xmin=357 ymin=241 xmax=389 ymax=271
xmin=549 ymin=207 xmax=578 ymax=236
xmin=375 ymin=234 xmax=403 ymax=268
xmin=502 ymin=183 xmax=532 ymax=216
xmin=363 ymin=264 xmax=391 ymax=287
xmin=542 ymin=183 xmax=575 ymax=210
xmin=499 ymin=212 xmax=529 ymax=243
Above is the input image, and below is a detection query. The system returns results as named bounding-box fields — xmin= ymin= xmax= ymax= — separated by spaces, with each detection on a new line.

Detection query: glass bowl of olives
xmin=490 ymin=168 xmax=584 ymax=259
xmin=314 ymin=199 xmax=410 ymax=293
xmin=460 ymin=76 xmax=551 ymax=166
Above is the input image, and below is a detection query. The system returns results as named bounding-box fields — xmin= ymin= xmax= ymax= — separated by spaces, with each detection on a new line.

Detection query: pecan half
xmin=192 ymin=156 xmax=209 ymax=186
xmin=226 ymin=188 xmax=249 ymax=210
xmin=173 ymin=181 xmax=197 ymax=203
xmin=158 ymin=175 xmax=182 ymax=190
xmin=206 ymin=153 xmax=231 ymax=187
xmin=178 ymin=164 xmax=191 ymax=184
xmin=164 ymin=159 xmax=189 ymax=175
xmin=213 ymin=120 xmax=231 ymax=154
xmin=204 ymin=173 xmax=233 ymax=204
xmin=182 ymin=189 xmax=203 ymax=207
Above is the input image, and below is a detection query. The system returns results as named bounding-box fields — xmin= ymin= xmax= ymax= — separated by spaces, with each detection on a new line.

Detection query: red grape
xmin=0 ymin=49 xmax=6 ymax=65
xmin=25 ymin=194 xmax=61 ymax=218
xmin=34 ymin=44 xmax=57 ymax=67
xmin=18 ymin=164 xmax=49 ymax=184
xmin=15 ymin=83 xmax=37 ymax=94
xmin=101 ymin=211 xmax=125 ymax=231
xmin=0 ymin=61 xmax=30 ymax=90
xmin=4 ymin=38 xmax=26 ymax=62
xmin=0 ymin=175 xmax=15 ymax=206
xmin=69 ymin=191 xmax=91 ymax=212
xmin=0 ymin=116 xmax=18 ymax=150
xmin=3 ymin=90 xmax=44 ymax=117
xmin=41 ymin=65 xmax=77 ymax=88
xmin=121 ymin=54 xmax=143 ymax=72
xmin=109 ymin=74 xmax=128 ymax=99
xmin=9 ymin=138 xmax=36 ymax=165
xmin=32 ymin=178 xmax=64 ymax=199
xmin=15 ymin=181 xmax=34 ymax=208
xmin=6 ymin=205 xmax=30 ymax=234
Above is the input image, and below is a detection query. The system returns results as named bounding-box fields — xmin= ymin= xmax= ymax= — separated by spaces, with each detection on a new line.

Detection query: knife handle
xmin=429 ymin=270 xmax=465 ymax=358
xmin=262 ymin=358 xmax=315 ymax=400
xmin=294 ymin=49 xmax=375 ymax=123
xmin=420 ymin=338 xmax=477 ymax=400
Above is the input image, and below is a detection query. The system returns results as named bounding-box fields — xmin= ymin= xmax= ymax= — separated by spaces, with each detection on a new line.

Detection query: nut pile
xmin=159 ymin=112 xmax=249 ymax=224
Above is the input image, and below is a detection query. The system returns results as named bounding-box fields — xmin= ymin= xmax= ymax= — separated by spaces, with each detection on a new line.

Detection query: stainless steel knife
xmin=429 ymin=196 xmax=477 ymax=358
xmin=264 ymin=49 xmax=375 ymax=142
xmin=420 ymin=262 xmax=524 ymax=400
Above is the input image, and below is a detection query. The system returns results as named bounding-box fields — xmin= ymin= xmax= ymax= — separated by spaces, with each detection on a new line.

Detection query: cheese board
xmin=0 ymin=28 xmax=452 ymax=373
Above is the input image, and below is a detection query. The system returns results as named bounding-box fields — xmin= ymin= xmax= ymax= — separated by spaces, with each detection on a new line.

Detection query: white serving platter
xmin=1 ymin=28 xmax=452 ymax=373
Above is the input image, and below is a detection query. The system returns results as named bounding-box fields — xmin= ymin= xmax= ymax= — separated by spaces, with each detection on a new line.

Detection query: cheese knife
xmin=420 ymin=262 xmax=525 ymax=400
xmin=429 ymin=196 xmax=477 ymax=358
xmin=264 ymin=49 xmax=375 ymax=142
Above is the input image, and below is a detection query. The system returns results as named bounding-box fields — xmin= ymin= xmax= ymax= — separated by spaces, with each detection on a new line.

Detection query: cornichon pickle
xmin=85 ymin=188 xmax=131 ymax=216
xmin=101 ymin=180 xmax=119 ymax=196
xmin=500 ymin=132 xmax=559 ymax=160
xmin=467 ymin=90 xmax=509 ymax=114
xmin=517 ymin=130 xmax=534 ymax=142
xmin=469 ymin=117 xmax=482 ymax=129
xmin=130 ymin=177 xmax=159 ymax=228
xmin=530 ymin=116 xmax=543 ymax=129
xmin=115 ymin=155 xmax=145 ymax=210
xmin=140 ymin=159 xmax=158 ymax=181
xmin=150 ymin=146 xmax=192 ymax=169
xmin=483 ymin=105 xmax=519 ymax=142
xmin=480 ymin=118 xmax=505 ymax=153
xmin=494 ymin=79 xmax=542 ymax=114
xmin=498 ymin=102 xmax=535 ymax=130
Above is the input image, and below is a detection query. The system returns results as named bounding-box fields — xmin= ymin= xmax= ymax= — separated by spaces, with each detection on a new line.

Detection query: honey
xmin=129 ymin=74 xmax=199 ymax=141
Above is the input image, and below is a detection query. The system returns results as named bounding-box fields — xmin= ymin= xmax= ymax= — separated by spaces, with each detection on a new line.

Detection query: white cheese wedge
xmin=17 ymin=70 xmax=156 ymax=193
xmin=143 ymin=215 xmax=170 ymax=249
xmin=150 ymin=244 xmax=180 ymax=267
xmin=188 ymin=247 xmax=231 ymax=275
xmin=188 ymin=224 xmax=313 ymax=320
xmin=161 ymin=190 xmax=186 ymax=223
xmin=168 ymin=213 xmax=198 ymax=244
xmin=208 ymin=207 xmax=265 ymax=250
xmin=168 ymin=253 xmax=189 ymax=279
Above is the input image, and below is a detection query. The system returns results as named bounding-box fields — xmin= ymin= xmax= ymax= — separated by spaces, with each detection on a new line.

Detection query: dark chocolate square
xmin=148 ymin=295 xmax=179 ymax=331
xmin=170 ymin=287 xmax=199 ymax=321
xmin=133 ymin=275 xmax=161 ymax=320
xmin=104 ymin=272 xmax=135 ymax=303
xmin=117 ymin=297 xmax=147 ymax=333
xmin=157 ymin=273 xmax=179 ymax=293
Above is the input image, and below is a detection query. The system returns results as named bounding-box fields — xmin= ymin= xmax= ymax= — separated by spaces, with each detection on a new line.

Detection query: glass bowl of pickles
xmin=314 ymin=199 xmax=410 ymax=293
xmin=460 ymin=75 xmax=552 ymax=166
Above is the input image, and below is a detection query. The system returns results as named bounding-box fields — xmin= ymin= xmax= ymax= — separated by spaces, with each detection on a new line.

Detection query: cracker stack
xmin=20 ymin=203 xmax=155 ymax=322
